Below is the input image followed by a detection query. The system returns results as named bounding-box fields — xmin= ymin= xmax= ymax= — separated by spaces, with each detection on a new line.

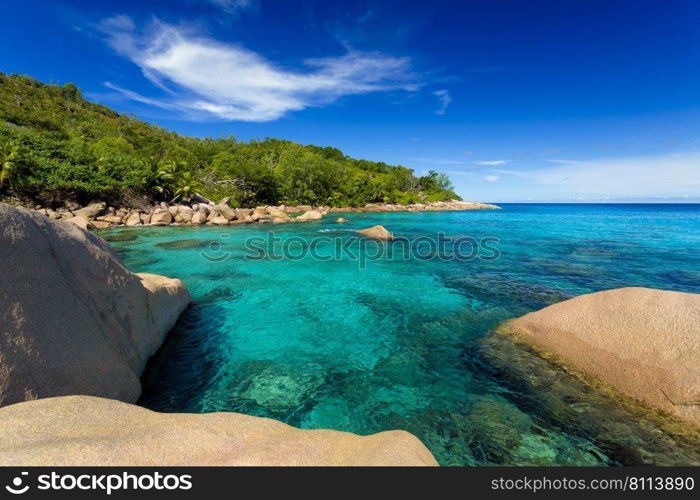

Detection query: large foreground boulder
xmin=0 ymin=396 xmax=438 ymax=466
xmin=0 ymin=203 xmax=191 ymax=407
xmin=498 ymin=287 xmax=700 ymax=425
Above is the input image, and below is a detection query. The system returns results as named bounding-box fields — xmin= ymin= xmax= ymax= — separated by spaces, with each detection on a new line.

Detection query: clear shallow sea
xmin=104 ymin=204 xmax=700 ymax=465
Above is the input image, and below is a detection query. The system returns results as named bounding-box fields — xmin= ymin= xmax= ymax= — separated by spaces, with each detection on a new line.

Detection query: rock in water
xmin=0 ymin=396 xmax=438 ymax=466
xmin=209 ymin=215 xmax=230 ymax=225
xmin=0 ymin=203 xmax=191 ymax=407
xmin=498 ymin=287 xmax=700 ymax=425
xmin=336 ymin=217 xmax=348 ymax=223
xmin=357 ymin=225 xmax=393 ymax=240
xmin=296 ymin=210 xmax=323 ymax=221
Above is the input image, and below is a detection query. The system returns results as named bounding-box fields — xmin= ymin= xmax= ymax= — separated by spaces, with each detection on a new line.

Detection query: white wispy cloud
xmin=201 ymin=0 xmax=256 ymax=14
xmin=433 ymin=89 xmax=451 ymax=115
xmin=473 ymin=160 xmax=508 ymax=166
xmin=103 ymin=82 xmax=178 ymax=110
xmin=483 ymin=175 xmax=499 ymax=182
xmin=406 ymin=157 xmax=467 ymax=166
xmin=544 ymin=159 xmax=580 ymax=165
xmin=492 ymin=152 xmax=700 ymax=197
xmin=99 ymin=17 xmax=419 ymax=121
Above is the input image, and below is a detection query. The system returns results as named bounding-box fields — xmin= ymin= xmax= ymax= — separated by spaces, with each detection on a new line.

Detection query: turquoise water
xmin=104 ymin=204 xmax=700 ymax=465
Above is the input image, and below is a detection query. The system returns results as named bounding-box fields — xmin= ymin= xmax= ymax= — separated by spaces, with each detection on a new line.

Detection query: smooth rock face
xmin=357 ymin=225 xmax=393 ymax=240
xmin=90 ymin=220 xmax=111 ymax=229
xmin=0 ymin=396 xmax=438 ymax=466
xmin=150 ymin=211 xmax=172 ymax=226
xmin=136 ymin=274 xmax=192 ymax=342
xmin=190 ymin=211 xmax=206 ymax=225
xmin=98 ymin=215 xmax=124 ymax=224
xmin=234 ymin=208 xmax=252 ymax=219
xmin=267 ymin=207 xmax=288 ymax=218
xmin=190 ymin=212 xmax=205 ymax=225
xmin=209 ymin=215 xmax=230 ymax=225
xmin=499 ymin=287 xmax=700 ymax=425
xmin=124 ymin=212 xmax=142 ymax=226
xmin=0 ymin=203 xmax=191 ymax=407
xmin=296 ymin=210 xmax=323 ymax=221
xmin=65 ymin=216 xmax=94 ymax=230
xmin=217 ymin=205 xmax=237 ymax=221
xmin=72 ymin=202 xmax=105 ymax=220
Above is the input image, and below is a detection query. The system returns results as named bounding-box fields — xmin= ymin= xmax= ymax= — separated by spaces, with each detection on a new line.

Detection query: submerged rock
xmin=242 ymin=364 xmax=327 ymax=409
xmin=466 ymin=395 xmax=533 ymax=463
xmin=0 ymin=396 xmax=438 ymax=466
xmin=357 ymin=225 xmax=393 ymax=240
xmin=200 ymin=287 xmax=241 ymax=304
xmin=101 ymin=230 xmax=139 ymax=242
xmin=478 ymin=332 xmax=700 ymax=465
xmin=0 ymin=203 xmax=191 ymax=407
xmin=154 ymin=239 xmax=211 ymax=250
xmin=498 ymin=287 xmax=700 ymax=426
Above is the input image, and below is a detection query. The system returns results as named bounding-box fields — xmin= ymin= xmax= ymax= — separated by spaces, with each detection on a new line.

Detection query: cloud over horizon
xmin=99 ymin=16 xmax=419 ymax=121
xmin=490 ymin=152 xmax=700 ymax=198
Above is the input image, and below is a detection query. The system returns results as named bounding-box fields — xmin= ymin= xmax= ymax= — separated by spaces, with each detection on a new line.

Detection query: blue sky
xmin=1 ymin=0 xmax=699 ymax=202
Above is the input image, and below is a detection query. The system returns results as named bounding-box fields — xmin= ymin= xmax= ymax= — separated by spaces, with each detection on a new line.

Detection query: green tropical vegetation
xmin=0 ymin=73 xmax=460 ymax=207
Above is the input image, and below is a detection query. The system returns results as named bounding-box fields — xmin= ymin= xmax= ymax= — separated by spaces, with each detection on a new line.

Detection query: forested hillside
xmin=0 ymin=73 xmax=459 ymax=208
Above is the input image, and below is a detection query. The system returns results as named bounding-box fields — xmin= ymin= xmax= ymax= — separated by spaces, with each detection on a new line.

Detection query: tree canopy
xmin=0 ymin=73 xmax=461 ymax=207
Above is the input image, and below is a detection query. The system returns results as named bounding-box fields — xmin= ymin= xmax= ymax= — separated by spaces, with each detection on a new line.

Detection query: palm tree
xmin=152 ymin=159 xmax=202 ymax=203
xmin=369 ymin=179 xmax=387 ymax=202
xmin=170 ymin=168 xmax=201 ymax=203
xmin=152 ymin=159 xmax=175 ymax=197
xmin=0 ymin=141 xmax=21 ymax=194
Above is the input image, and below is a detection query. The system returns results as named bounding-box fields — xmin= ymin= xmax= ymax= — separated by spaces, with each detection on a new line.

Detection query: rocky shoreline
xmin=0 ymin=202 xmax=437 ymax=466
xmin=1 ymin=201 xmax=698 ymax=465
xmin=12 ymin=199 xmax=500 ymax=230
